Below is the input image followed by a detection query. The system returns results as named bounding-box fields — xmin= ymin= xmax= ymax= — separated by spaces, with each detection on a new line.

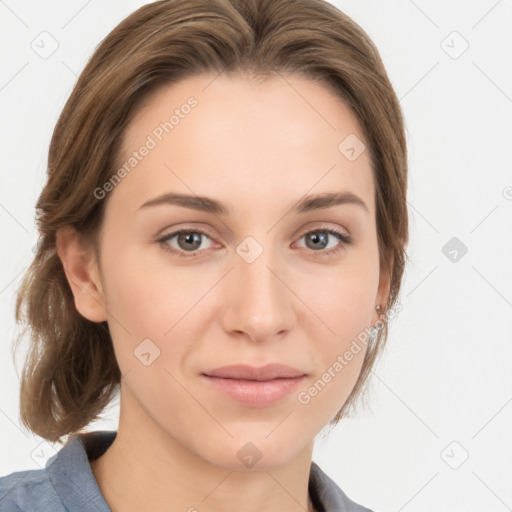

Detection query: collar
xmin=45 ymin=430 xmax=368 ymax=512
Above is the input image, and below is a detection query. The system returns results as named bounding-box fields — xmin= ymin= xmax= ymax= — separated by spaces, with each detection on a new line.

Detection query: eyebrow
xmin=137 ymin=191 xmax=368 ymax=215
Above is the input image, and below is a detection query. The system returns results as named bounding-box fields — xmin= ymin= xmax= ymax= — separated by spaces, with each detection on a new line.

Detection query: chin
xmin=199 ymin=431 xmax=308 ymax=472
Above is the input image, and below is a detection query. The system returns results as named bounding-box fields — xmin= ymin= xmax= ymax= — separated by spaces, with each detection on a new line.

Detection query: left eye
xmin=296 ymin=229 xmax=350 ymax=252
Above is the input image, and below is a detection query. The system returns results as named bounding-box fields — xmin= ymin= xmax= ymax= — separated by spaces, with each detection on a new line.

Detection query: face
xmin=78 ymin=72 xmax=389 ymax=469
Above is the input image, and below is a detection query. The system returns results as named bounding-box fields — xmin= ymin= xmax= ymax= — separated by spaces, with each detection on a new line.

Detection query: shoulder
xmin=0 ymin=468 xmax=65 ymax=511
xmin=310 ymin=461 xmax=376 ymax=512
xmin=0 ymin=431 xmax=115 ymax=512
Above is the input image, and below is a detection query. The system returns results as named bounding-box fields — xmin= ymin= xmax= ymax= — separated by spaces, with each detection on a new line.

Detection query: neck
xmin=90 ymin=387 xmax=317 ymax=512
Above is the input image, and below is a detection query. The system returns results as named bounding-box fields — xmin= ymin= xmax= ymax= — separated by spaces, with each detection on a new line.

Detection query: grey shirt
xmin=0 ymin=431 xmax=374 ymax=511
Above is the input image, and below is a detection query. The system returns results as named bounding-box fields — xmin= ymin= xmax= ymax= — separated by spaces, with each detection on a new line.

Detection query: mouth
xmin=201 ymin=363 xmax=307 ymax=407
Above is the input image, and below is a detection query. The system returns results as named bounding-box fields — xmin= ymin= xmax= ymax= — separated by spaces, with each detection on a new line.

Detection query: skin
xmin=56 ymin=71 xmax=390 ymax=512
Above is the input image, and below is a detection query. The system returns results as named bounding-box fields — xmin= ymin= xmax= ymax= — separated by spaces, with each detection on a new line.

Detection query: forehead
xmin=113 ymin=72 xmax=375 ymax=217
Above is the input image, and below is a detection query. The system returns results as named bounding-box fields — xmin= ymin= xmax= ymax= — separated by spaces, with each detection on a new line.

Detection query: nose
xmin=220 ymin=244 xmax=296 ymax=343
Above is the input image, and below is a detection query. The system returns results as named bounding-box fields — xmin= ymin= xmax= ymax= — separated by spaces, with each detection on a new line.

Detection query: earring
xmin=376 ymin=305 xmax=387 ymax=321
xmin=369 ymin=305 xmax=384 ymax=340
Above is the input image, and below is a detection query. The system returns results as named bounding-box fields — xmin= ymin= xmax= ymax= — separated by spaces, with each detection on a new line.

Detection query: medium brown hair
xmin=13 ymin=0 xmax=409 ymax=443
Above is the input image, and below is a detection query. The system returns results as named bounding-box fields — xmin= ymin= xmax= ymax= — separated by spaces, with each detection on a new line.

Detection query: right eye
xmin=158 ymin=229 xmax=215 ymax=257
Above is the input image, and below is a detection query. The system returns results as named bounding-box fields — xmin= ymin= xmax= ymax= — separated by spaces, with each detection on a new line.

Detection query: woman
xmin=0 ymin=0 xmax=408 ymax=510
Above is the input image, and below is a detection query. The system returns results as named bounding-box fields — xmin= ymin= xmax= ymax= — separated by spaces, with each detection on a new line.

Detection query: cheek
xmin=101 ymin=237 xmax=181 ymax=331
xmin=296 ymin=256 xmax=378 ymax=343
xmin=98 ymin=238 xmax=169 ymax=363
xmin=295 ymin=285 xmax=371 ymax=418
xmin=100 ymin=240 xmax=211 ymax=376
xmin=291 ymin=258 xmax=377 ymax=407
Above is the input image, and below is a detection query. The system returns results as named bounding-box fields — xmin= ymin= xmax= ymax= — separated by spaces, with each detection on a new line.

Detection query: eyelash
xmin=157 ymin=227 xmax=352 ymax=259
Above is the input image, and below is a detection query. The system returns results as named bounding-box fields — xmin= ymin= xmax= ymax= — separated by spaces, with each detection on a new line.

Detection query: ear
xmin=372 ymin=258 xmax=393 ymax=326
xmin=56 ymin=226 xmax=108 ymax=323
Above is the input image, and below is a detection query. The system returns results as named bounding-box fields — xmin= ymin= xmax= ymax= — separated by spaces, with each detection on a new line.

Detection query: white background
xmin=1 ymin=1 xmax=511 ymax=511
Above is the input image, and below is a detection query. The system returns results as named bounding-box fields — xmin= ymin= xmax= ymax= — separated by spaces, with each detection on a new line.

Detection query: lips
xmin=202 ymin=363 xmax=306 ymax=381
xmin=201 ymin=363 xmax=308 ymax=407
